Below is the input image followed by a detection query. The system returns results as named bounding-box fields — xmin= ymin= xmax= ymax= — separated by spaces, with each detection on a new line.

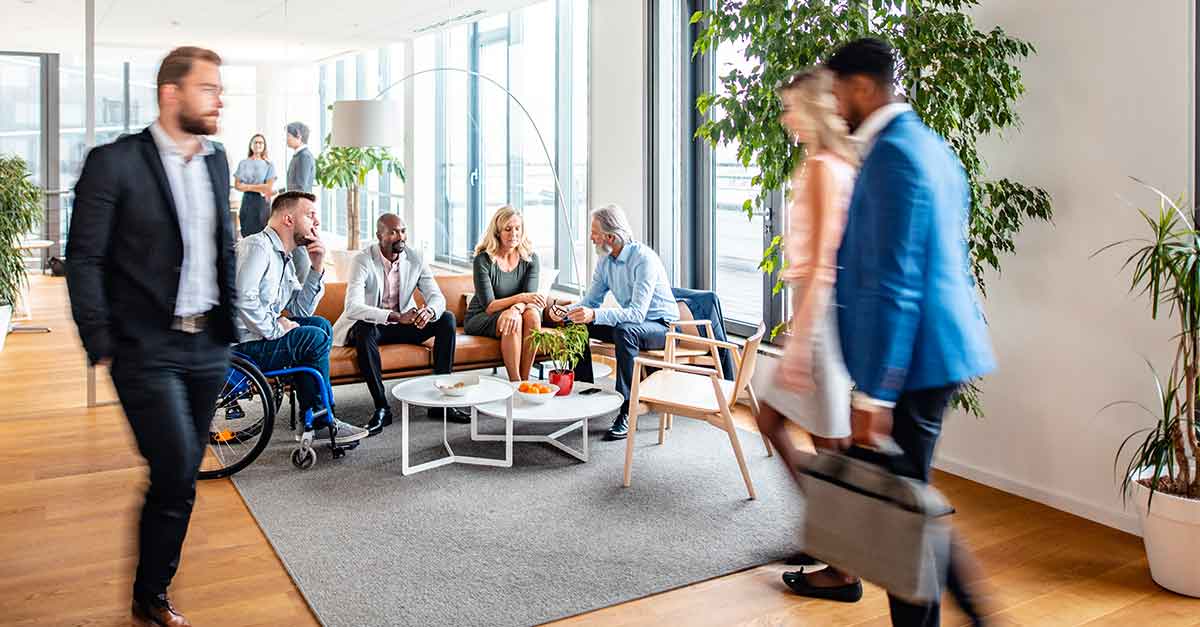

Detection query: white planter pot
xmin=0 ymin=304 xmax=10 ymax=352
xmin=1131 ymin=471 xmax=1200 ymax=597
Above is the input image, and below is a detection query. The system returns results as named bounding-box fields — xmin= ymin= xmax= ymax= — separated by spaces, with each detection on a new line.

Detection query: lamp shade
xmin=330 ymin=99 xmax=402 ymax=148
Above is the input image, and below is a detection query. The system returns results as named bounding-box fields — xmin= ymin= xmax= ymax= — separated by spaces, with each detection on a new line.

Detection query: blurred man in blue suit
xmin=813 ymin=38 xmax=995 ymax=626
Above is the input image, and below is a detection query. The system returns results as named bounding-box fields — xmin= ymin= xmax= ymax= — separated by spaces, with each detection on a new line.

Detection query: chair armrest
xmin=634 ymin=356 xmax=721 ymax=377
xmin=665 ymin=332 xmax=739 ymax=352
xmin=669 ymin=319 xmax=713 ymax=332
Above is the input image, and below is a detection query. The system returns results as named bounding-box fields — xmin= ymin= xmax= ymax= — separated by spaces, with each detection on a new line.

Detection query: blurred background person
xmin=828 ymin=37 xmax=995 ymax=626
xmin=465 ymin=206 xmax=545 ymax=382
xmin=285 ymin=121 xmax=314 ymax=193
xmin=67 ymin=46 xmax=236 ymax=627
xmin=752 ymin=67 xmax=862 ymax=601
xmin=233 ymin=133 xmax=276 ymax=238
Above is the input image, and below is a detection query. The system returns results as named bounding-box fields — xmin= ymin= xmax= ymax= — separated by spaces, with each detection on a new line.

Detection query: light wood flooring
xmin=1 ymin=276 xmax=1196 ymax=626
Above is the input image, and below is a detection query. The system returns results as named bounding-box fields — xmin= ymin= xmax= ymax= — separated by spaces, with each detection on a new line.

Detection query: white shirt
xmin=851 ymin=102 xmax=912 ymax=156
xmin=848 ymin=102 xmax=912 ymax=412
xmin=148 ymin=121 xmax=220 ymax=317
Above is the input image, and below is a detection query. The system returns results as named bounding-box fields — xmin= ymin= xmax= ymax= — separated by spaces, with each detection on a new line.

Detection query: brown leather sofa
xmin=314 ymin=274 xmax=513 ymax=386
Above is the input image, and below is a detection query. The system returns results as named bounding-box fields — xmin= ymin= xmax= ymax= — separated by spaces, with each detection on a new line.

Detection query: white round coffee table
xmin=473 ymin=382 xmax=623 ymax=462
xmin=391 ymin=375 xmax=514 ymax=476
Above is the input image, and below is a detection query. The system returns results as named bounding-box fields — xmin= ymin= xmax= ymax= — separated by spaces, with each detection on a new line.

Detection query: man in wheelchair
xmin=233 ymin=191 xmax=369 ymax=444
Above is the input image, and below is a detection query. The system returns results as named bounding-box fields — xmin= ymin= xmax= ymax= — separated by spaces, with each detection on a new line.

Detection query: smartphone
xmin=579 ymin=387 xmax=602 ymax=396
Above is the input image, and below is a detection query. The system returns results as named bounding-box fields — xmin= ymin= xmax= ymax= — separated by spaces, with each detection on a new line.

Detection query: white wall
xmin=934 ymin=1 xmax=1193 ymax=534
xmin=588 ymin=0 xmax=648 ymax=241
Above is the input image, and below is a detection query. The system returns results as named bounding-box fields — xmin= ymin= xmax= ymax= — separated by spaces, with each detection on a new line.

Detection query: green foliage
xmin=1097 ymin=182 xmax=1200 ymax=501
xmin=693 ymin=0 xmax=1054 ymax=417
xmin=528 ymin=324 xmax=591 ymax=372
xmin=0 ymin=154 xmax=42 ymax=306
xmin=314 ymin=140 xmax=405 ymax=191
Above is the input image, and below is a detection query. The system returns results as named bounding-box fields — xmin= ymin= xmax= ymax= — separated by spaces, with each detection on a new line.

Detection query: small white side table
xmin=391 ymin=375 xmax=515 ymax=476
xmin=12 ymin=239 xmax=53 ymax=333
xmin=474 ymin=382 xmax=623 ymax=462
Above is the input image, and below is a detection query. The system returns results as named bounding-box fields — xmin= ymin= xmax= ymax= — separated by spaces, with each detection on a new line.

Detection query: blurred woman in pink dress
xmin=753 ymin=67 xmax=862 ymax=601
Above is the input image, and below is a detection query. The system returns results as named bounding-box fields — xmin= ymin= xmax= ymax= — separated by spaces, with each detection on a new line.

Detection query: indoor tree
xmin=692 ymin=0 xmax=1053 ymax=416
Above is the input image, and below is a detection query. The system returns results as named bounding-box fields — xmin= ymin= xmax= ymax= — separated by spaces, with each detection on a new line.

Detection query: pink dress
xmin=759 ymin=152 xmax=855 ymax=438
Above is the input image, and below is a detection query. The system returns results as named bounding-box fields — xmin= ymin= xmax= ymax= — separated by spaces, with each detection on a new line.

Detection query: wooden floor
xmin=1 ymin=276 xmax=1195 ymax=626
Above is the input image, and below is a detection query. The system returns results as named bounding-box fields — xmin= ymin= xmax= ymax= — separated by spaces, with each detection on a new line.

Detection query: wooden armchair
xmin=622 ymin=323 xmax=770 ymax=500
xmin=588 ymin=301 xmax=718 ymax=366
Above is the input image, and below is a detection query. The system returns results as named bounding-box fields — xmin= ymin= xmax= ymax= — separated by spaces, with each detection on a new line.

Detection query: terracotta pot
xmin=548 ymin=370 xmax=574 ymax=396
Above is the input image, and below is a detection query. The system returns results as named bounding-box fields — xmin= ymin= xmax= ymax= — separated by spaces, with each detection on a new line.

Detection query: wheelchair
xmin=199 ymin=352 xmax=360 ymax=479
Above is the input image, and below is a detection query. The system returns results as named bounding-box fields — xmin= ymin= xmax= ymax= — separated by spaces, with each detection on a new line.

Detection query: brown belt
xmin=170 ymin=312 xmax=209 ymax=334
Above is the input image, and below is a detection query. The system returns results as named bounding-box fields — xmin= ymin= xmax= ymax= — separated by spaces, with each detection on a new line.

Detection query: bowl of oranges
xmin=515 ymin=381 xmax=559 ymax=405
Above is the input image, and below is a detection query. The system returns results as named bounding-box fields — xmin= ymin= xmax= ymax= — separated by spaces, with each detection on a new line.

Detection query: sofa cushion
xmin=329 ymin=343 xmax=432 ymax=379
xmin=315 ymin=281 xmax=347 ymax=324
xmin=437 ymin=333 xmax=503 ymax=365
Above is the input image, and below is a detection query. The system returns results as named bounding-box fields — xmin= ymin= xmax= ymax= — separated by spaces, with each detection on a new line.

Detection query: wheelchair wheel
xmin=200 ymin=355 xmax=276 ymax=479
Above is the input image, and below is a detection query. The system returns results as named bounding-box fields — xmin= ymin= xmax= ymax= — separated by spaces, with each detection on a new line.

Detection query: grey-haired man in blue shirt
xmin=549 ymin=204 xmax=678 ymax=440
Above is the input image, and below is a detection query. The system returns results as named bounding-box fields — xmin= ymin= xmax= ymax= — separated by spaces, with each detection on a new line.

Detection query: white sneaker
xmin=330 ymin=419 xmax=369 ymax=443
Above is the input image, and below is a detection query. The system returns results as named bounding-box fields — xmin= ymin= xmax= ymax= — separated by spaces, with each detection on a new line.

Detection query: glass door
xmin=0 ymin=51 xmax=60 ymax=258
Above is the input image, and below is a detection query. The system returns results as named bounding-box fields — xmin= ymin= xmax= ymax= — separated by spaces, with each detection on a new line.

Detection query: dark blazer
xmin=835 ymin=111 xmax=996 ymax=402
xmin=286 ymin=147 xmax=315 ymax=192
xmin=66 ymin=126 xmax=237 ymax=364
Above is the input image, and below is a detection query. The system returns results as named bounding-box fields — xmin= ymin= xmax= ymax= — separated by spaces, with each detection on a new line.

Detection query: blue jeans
xmin=576 ymin=320 xmax=669 ymax=415
xmin=234 ymin=316 xmax=333 ymax=415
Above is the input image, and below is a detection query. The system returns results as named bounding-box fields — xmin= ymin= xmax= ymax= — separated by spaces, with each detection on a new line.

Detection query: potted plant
xmin=1099 ymin=180 xmax=1200 ymax=597
xmin=0 ymin=154 xmax=43 ymax=351
xmin=528 ymin=324 xmax=590 ymax=396
xmin=314 ymin=117 xmax=404 ymax=279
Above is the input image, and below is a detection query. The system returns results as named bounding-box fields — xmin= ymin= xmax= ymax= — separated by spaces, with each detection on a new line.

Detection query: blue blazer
xmin=836 ymin=111 xmax=996 ymax=402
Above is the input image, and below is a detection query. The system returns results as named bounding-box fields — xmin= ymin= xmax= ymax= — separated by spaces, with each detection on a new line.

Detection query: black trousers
xmin=108 ymin=328 xmax=230 ymax=603
xmin=573 ymin=320 xmax=669 ymax=415
xmin=352 ymin=312 xmax=457 ymax=409
xmin=885 ymin=384 xmax=982 ymax=627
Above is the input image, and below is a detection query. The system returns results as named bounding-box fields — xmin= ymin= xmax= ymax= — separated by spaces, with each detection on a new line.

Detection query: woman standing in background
xmin=233 ymin=133 xmax=276 ymax=238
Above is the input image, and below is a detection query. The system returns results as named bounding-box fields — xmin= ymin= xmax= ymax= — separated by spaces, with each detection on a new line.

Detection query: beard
xmin=390 ymin=239 xmax=406 ymax=254
xmin=178 ymin=104 xmax=218 ymax=136
xmin=594 ymin=243 xmax=611 ymax=256
xmin=293 ymin=229 xmax=315 ymax=247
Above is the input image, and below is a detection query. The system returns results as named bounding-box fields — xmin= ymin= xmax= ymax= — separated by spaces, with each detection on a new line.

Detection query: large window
xmin=651 ymin=0 xmax=786 ymax=338
xmin=316 ymin=0 xmax=589 ymax=288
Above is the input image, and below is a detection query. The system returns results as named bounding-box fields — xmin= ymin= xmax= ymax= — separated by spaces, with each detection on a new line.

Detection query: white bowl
xmin=433 ymin=374 xmax=480 ymax=397
xmin=514 ymin=382 xmax=559 ymax=405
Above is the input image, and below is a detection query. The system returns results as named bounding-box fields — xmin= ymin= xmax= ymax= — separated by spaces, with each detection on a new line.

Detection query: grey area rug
xmin=230 ymin=380 xmax=806 ymax=627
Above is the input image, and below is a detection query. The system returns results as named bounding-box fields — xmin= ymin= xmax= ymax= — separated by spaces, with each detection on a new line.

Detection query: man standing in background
xmin=285 ymin=121 xmax=317 ymax=277
xmin=285 ymin=121 xmax=315 ymax=193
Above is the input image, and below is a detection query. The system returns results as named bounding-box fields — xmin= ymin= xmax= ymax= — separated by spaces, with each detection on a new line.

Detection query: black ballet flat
xmin=781 ymin=570 xmax=863 ymax=603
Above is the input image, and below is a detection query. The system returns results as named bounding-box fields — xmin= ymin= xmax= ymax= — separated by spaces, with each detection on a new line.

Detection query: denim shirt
xmin=234 ymin=227 xmax=324 ymax=342
xmin=570 ymin=241 xmax=678 ymax=327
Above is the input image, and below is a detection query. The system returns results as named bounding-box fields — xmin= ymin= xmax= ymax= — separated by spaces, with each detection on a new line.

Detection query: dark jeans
xmin=886 ymin=384 xmax=983 ymax=627
xmin=109 ymin=328 xmax=230 ymax=603
xmin=574 ymin=320 xmax=669 ymax=415
xmin=234 ymin=316 xmax=333 ymax=415
xmin=352 ymin=312 xmax=457 ymax=409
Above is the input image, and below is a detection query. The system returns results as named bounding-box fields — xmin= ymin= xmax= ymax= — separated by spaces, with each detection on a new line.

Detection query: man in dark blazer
xmin=66 ymin=46 xmax=235 ymax=627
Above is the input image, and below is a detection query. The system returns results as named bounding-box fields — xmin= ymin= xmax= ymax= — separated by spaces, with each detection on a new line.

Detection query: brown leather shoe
xmin=132 ymin=597 xmax=192 ymax=627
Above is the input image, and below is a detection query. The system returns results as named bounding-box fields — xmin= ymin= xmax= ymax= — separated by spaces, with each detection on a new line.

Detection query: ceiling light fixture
xmin=412 ymin=8 xmax=486 ymax=34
